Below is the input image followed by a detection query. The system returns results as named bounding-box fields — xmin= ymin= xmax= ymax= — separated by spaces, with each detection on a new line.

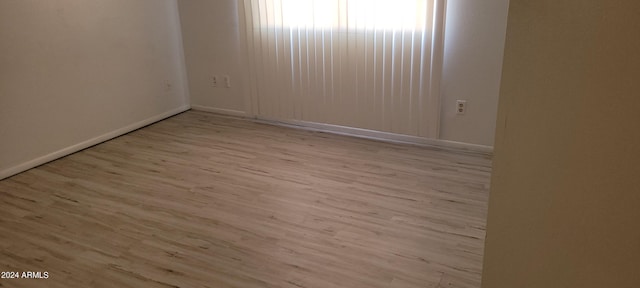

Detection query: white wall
xmin=482 ymin=1 xmax=640 ymax=286
xmin=178 ymin=0 xmax=509 ymax=147
xmin=439 ymin=0 xmax=510 ymax=146
xmin=0 ymin=0 xmax=190 ymax=179
xmin=178 ymin=0 xmax=245 ymax=114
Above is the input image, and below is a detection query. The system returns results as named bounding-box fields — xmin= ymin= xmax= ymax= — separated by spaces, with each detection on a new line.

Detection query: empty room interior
xmin=1 ymin=0 xmax=638 ymax=287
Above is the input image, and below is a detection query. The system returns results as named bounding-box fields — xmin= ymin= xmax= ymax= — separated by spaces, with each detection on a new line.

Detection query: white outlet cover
xmin=456 ymin=100 xmax=467 ymax=115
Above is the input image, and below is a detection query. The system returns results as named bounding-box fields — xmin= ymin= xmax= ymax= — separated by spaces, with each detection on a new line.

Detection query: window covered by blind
xmin=240 ymin=0 xmax=444 ymax=137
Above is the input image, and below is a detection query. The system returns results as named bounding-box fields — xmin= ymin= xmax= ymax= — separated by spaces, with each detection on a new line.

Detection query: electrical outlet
xmin=224 ymin=75 xmax=231 ymax=88
xmin=456 ymin=100 xmax=467 ymax=115
xmin=212 ymin=75 xmax=218 ymax=87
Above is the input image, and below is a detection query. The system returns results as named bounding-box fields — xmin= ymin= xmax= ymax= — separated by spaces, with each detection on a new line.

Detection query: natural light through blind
xmin=268 ymin=0 xmax=428 ymax=30
xmin=242 ymin=0 xmax=442 ymax=137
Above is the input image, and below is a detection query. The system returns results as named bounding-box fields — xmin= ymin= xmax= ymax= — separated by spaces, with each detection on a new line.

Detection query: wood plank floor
xmin=0 ymin=111 xmax=492 ymax=288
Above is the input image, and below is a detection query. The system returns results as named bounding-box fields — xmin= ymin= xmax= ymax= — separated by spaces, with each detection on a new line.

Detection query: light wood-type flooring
xmin=0 ymin=111 xmax=492 ymax=288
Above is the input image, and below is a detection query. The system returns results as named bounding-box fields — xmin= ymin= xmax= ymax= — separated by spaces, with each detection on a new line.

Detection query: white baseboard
xmin=255 ymin=117 xmax=494 ymax=155
xmin=190 ymin=107 xmax=493 ymax=154
xmin=190 ymin=105 xmax=246 ymax=117
xmin=0 ymin=105 xmax=190 ymax=180
xmin=190 ymin=106 xmax=491 ymax=154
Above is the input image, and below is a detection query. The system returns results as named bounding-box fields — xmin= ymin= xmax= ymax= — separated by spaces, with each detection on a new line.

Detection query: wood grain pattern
xmin=0 ymin=111 xmax=491 ymax=288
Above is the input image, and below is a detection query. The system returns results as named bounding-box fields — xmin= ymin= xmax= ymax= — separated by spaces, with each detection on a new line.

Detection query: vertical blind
xmin=240 ymin=0 xmax=443 ymax=138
